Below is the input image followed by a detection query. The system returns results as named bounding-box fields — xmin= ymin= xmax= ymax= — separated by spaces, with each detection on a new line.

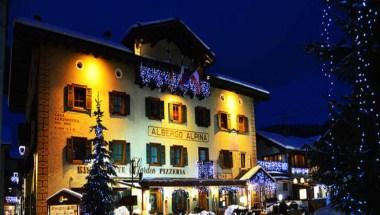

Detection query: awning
xmin=47 ymin=188 xmax=82 ymax=205
xmin=139 ymin=178 xmax=247 ymax=188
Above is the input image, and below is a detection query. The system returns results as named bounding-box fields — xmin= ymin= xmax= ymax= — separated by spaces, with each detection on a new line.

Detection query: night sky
xmin=8 ymin=0 xmax=333 ymax=128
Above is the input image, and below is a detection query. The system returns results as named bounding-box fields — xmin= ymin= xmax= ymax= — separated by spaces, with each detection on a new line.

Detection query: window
xmin=66 ymin=84 xmax=92 ymax=111
xmin=172 ymin=190 xmax=188 ymax=214
xmin=291 ymin=154 xmax=306 ymax=167
xmin=218 ymin=112 xmax=231 ymax=131
xmin=170 ymin=146 xmax=188 ymax=167
xmin=110 ymin=140 xmax=130 ymax=165
xmin=109 ymin=91 xmax=130 ymax=116
xmin=240 ymin=153 xmax=246 ymax=168
xmin=195 ymin=106 xmax=211 ymax=127
xmin=149 ymin=189 xmax=163 ymax=214
xmin=237 ymin=115 xmax=249 ymax=133
xmin=283 ymin=183 xmax=289 ymax=191
xmin=264 ymin=154 xmax=286 ymax=162
xmin=198 ymin=147 xmax=209 ymax=162
xmin=147 ymin=143 xmax=165 ymax=166
xmin=169 ymin=103 xmax=187 ymax=123
xmin=220 ymin=150 xmax=233 ymax=169
xmin=145 ymin=97 xmax=164 ymax=120
xmin=66 ymin=137 xmax=91 ymax=164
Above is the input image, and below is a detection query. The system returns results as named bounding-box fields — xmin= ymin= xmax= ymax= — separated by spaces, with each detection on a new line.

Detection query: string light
xmin=257 ymin=160 xmax=288 ymax=172
xmin=197 ymin=161 xmax=214 ymax=179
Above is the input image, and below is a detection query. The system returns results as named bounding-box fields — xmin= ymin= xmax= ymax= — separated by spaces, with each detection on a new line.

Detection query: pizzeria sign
xmin=148 ymin=126 xmax=209 ymax=142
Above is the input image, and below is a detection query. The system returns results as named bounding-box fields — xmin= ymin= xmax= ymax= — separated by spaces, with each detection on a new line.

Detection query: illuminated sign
xmin=50 ymin=205 xmax=79 ymax=215
xmin=291 ymin=167 xmax=309 ymax=175
xmin=148 ymin=126 xmax=209 ymax=142
xmin=5 ymin=196 xmax=20 ymax=204
xmin=78 ymin=165 xmax=186 ymax=175
xmin=258 ymin=160 xmax=288 ymax=172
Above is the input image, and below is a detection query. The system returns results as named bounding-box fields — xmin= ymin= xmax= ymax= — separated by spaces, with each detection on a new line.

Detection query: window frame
xmin=146 ymin=97 xmax=165 ymax=120
xmin=66 ymin=136 xmax=91 ymax=164
xmin=170 ymin=145 xmax=188 ymax=167
xmin=147 ymin=143 xmax=165 ymax=166
xmin=217 ymin=111 xmax=231 ymax=131
xmin=110 ymin=140 xmax=130 ymax=165
xmin=169 ymin=103 xmax=187 ymax=124
xmin=109 ymin=91 xmax=130 ymax=116
xmin=220 ymin=150 xmax=233 ymax=169
xmin=198 ymin=147 xmax=209 ymax=162
xmin=237 ymin=114 xmax=249 ymax=133
xmin=195 ymin=106 xmax=211 ymax=127
xmin=66 ymin=84 xmax=92 ymax=113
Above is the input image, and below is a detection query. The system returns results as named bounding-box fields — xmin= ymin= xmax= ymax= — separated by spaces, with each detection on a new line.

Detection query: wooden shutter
xmin=170 ymin=146 xmax=174 ymax=165
xmin=85 ymin=140 xmax=92 ymax=160
xmin=125 ymin=94 xmax=130 ymax=116
xmin=159 ymin=100 xmax=165 ymax=120
xmin=244 ymin=116 xmax=249 ymax=133
xmin=227 ymin=151 xmax=233 ymax=168
xmin=181 ymin=105 xmax=187 ymax=123
xmin=126 ymin=142 xmax=131 ymax=164
xmin=183 ymin=147 xmax=188 ymax=166
xmin=86 ymin=88 xmax=92 ymax=111
xmin=168 ymin=103 xmax=174 ymax=122
xmin=67 ymin=85 xmax=74 ymax=108
xmin=66 ymin=138 xmax=73 ymax=163
xmin=109 ymin=92 xmax=114 ymax=114
xmin=217 ymin=112 xmax=222 ymax=129
xmin=227 ymin=114 xmax=231 ymax=130
xmin=146 ymin=144 xmax=152 ymax=164
xmin=219 ymin=150 xmax=225 ymax=169
xmin=195 ymin=107 xmax=201 ymax=126
xmin=145 ymin=97 xmax=151 ymax=118
xmin=205 ymin=108 xmax=211 ymax=127
xmin=160 ymin=145 xmax=165 ymax=165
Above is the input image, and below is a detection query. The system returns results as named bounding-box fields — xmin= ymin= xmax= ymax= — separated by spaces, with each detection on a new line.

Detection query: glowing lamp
xmin=293 ymin=178 xmax=298 ymax=184
xmin=278 ymin=194 xmax=283 ymax=201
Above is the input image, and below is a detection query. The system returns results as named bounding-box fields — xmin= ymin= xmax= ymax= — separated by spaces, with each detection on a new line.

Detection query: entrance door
xmin=150 ymin=189 xmax=163 ymax=214
xmin=198 ymin=191 xmax=209 ymax=211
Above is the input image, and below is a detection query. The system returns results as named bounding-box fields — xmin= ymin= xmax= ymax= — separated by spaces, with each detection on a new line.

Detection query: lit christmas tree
xmin=308 ymin=0 xmax=380 ymax=213
xmin=81 ymin=96 xmax=117 ymax=215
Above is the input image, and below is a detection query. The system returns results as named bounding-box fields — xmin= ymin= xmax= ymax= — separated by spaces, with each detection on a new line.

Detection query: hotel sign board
xmin=148 ymin=126 xmax=209 ymax=142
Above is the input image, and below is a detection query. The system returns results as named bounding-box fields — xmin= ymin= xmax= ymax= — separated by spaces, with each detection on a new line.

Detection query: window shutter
xmin=244 ymin=116 xmax=249 ymax=133
xmin=67 ymin=85 xmax=74 ymax=108
xmin=145 ymin=97 xmax=151 ymax=118
xmin=66 ymin=138 xmax=73 ymax=163
xmin=160 ymin=145 xmax=166 ymax=165
xmin=126 ymin=143 xmax=131 ymax=164
xmin=227 ymin=152 xmax=233 ymax=169
xmin=86 ymin=88 xmax=92 ymax=110
xmin=227 ymin=114 xmax=231 ymax=130
xmin=169 ymin=103 xmax=174 ymax=122
xmin=170 ymin=146 xmax=174 ymax=165
xmin=146 ymin=144 xmax=152 ymax=164
xmin=159 ymin=100 xmax=165 ymax=120
xmin=219 ymin=150 xmax=225 ymax=169
xmin=205 ymin=148 xmax=209 ymax=161
xmin=217 ymin=112 xmax=222 ymax=129
xmin=205 ymin=108 xmax=210 ymax=127
xmin=85 ymin=140 xmax=92 ymax=160
xmin=183 ymin=147 xmax=188 ymax=166
xmin=181 ymin=105 xmax=187 ymax=123
xmin=125 ymin=94 xmax=130 ymax=116
xmin=109 ymin=92 xmax=114 ymax=114
xmin=195 ymin=107 xmax=201 ymax=126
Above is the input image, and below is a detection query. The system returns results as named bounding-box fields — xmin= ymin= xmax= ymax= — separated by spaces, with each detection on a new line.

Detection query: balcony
xmin=257 ymin=160 xmax=288 ymax=173
xmin=197 ymin=160 xmax=214 ymax=179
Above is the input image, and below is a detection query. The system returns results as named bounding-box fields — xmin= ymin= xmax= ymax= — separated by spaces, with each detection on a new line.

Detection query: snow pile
xmin=114 ymin=206 xmax=129 ymax=215
xmin=224 ymin=205 xmax=246 ymax=215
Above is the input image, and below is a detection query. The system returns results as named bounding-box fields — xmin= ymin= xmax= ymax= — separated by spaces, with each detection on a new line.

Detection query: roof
xmin=209 ymin=73 xmax=270 ymax=100
xmin=257 ymin=130 xmax=320 ymax=151
xmin=47 ymin=188 xmax=82 ymax=201
xmin=239 ymin=165 xmax=276 ymax=182
xmin=122 ymin=18 xmax=215 ymax=66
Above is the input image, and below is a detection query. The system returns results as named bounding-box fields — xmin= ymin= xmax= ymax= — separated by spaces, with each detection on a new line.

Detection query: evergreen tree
xmin=81 ymin=96 xmax=117 ymax=215
xmin=307 ymin=0 xmax=380 ymax=214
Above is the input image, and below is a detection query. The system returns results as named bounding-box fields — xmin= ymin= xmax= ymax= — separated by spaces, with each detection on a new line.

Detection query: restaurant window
xmin=240 ymin=153 xmax=246 ymax=169
xmin=170 ymin=146 xmax=188 ymax=167
xmin=110 ymin=140 xmax=130 ymax=165
xmin=219 ymin=189 xmax=238 ymax=208
xmin=146 ymin=143 xmax=165 ymax=166
xmin=145 ymin=97 xmax=164 ymax=120
xmin=291 ymin=154 xmax=306 ymax=167
xmin=109 ymin=91 xmax=130 ymax=116
xmin=237 ymin=115 xmax=249 ymax=133
xmin=66 ymin=137 xmax=91 ymax=164
xmin=198 ymin=147 xmax=209 ymax=162
xmin=169 ymin=103 xmax=187 ymax=123
xmin=66 ymin=84 xmax=92 ymax=111
xmin=218 ymin=112 xmax=231 ymax=131
xmin=220 ymin=150 xmax=233 ymax=169
xmin=172 ymin=190 xmax=188 ymax=214
xmin=195 ymin=106 xmax=211 ymax=127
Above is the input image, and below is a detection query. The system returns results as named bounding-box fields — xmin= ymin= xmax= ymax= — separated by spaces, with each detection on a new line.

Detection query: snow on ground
xmin=313 ymin=206 xmax=345 ymax=215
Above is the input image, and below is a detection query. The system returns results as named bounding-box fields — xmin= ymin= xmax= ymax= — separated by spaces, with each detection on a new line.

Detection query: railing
xmin=197 ymin=160 xmax=214 ymax=179
xmin=257 ymin=160 xmax=288 ymax=173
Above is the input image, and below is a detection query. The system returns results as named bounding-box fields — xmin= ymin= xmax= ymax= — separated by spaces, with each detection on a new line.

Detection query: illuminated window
xmin=237 ymin=115 xmax=249 ymax=133
xmin=109 ymin=91 xmax=130 ymax=116
xmin=291 ymin=154 xmax=306 ymax=167
xmin=66 ymin=137 xmax=91 ymax=164
xmin=110 ymin=140 xmax=130 ymax=164
xmin=195 ymin=106 xmax=211 ymax=127
xmin=147 ymin=143 xmax=165 ymax=166
xmin=170 ymin=145 xmax=188 ymax=167
xmin=169 ymin=103 xmax=187 ymax=123
xmin=66 ymin=84 xmax=92 ymax=111
xmin=146 ymin=97 xmax=164 ymax=120
xmin=220 ymin=150 xmax=233 ymax=169
xmin=218 ymin=112 xmax=231 ymax=131
xmin=198 ymin=147 xmax=209 ymax=162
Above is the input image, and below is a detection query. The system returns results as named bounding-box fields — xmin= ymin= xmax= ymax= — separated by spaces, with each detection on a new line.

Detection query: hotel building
xmin=9 ymin=18 xmax=272 ymax=215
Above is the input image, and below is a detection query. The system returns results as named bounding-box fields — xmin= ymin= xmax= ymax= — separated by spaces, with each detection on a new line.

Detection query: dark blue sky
xmin=8 ymin=0 xmax=331 ymax=128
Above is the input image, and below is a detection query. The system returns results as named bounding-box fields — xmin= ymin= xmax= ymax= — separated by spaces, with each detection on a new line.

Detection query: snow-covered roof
xmin=210 ymin=73 xmax=270 ymax=95
xmin=47 ymin=188 xmax=82 ymax=200
xmin=14 ymin=18 xmax=132 ymax=53
xmin=257 ymin=130 xmax=320 ymax=151
xmin=239 ymin=165 xmax=276 ymax=182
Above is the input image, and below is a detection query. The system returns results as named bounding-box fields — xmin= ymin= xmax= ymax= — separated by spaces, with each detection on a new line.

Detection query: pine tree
xmin=307 ymin=0 xmax=380 ymax=214
xmin=81 ymin=96 xmax=117 ymax=215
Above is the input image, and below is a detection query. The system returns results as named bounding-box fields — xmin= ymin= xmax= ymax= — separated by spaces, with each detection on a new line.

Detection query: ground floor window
xmin=172 ymin=189 xmax=189 ymax=214
xmin=149 ymin=189 xmax=163 ymax=214
xmin=219 ymin=188 xmax=238 ymax=208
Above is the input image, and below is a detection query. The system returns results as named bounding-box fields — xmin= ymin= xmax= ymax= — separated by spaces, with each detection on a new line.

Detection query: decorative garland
xmin=197 ymin=161 xmax=214 ymax=179
xmin=249 ymin=170 xmax=276 ymax=192
xmin=258 ymin=160 xmax=288 ymax=173
xmin=138 ymin=64 xmax=211 ymax=99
